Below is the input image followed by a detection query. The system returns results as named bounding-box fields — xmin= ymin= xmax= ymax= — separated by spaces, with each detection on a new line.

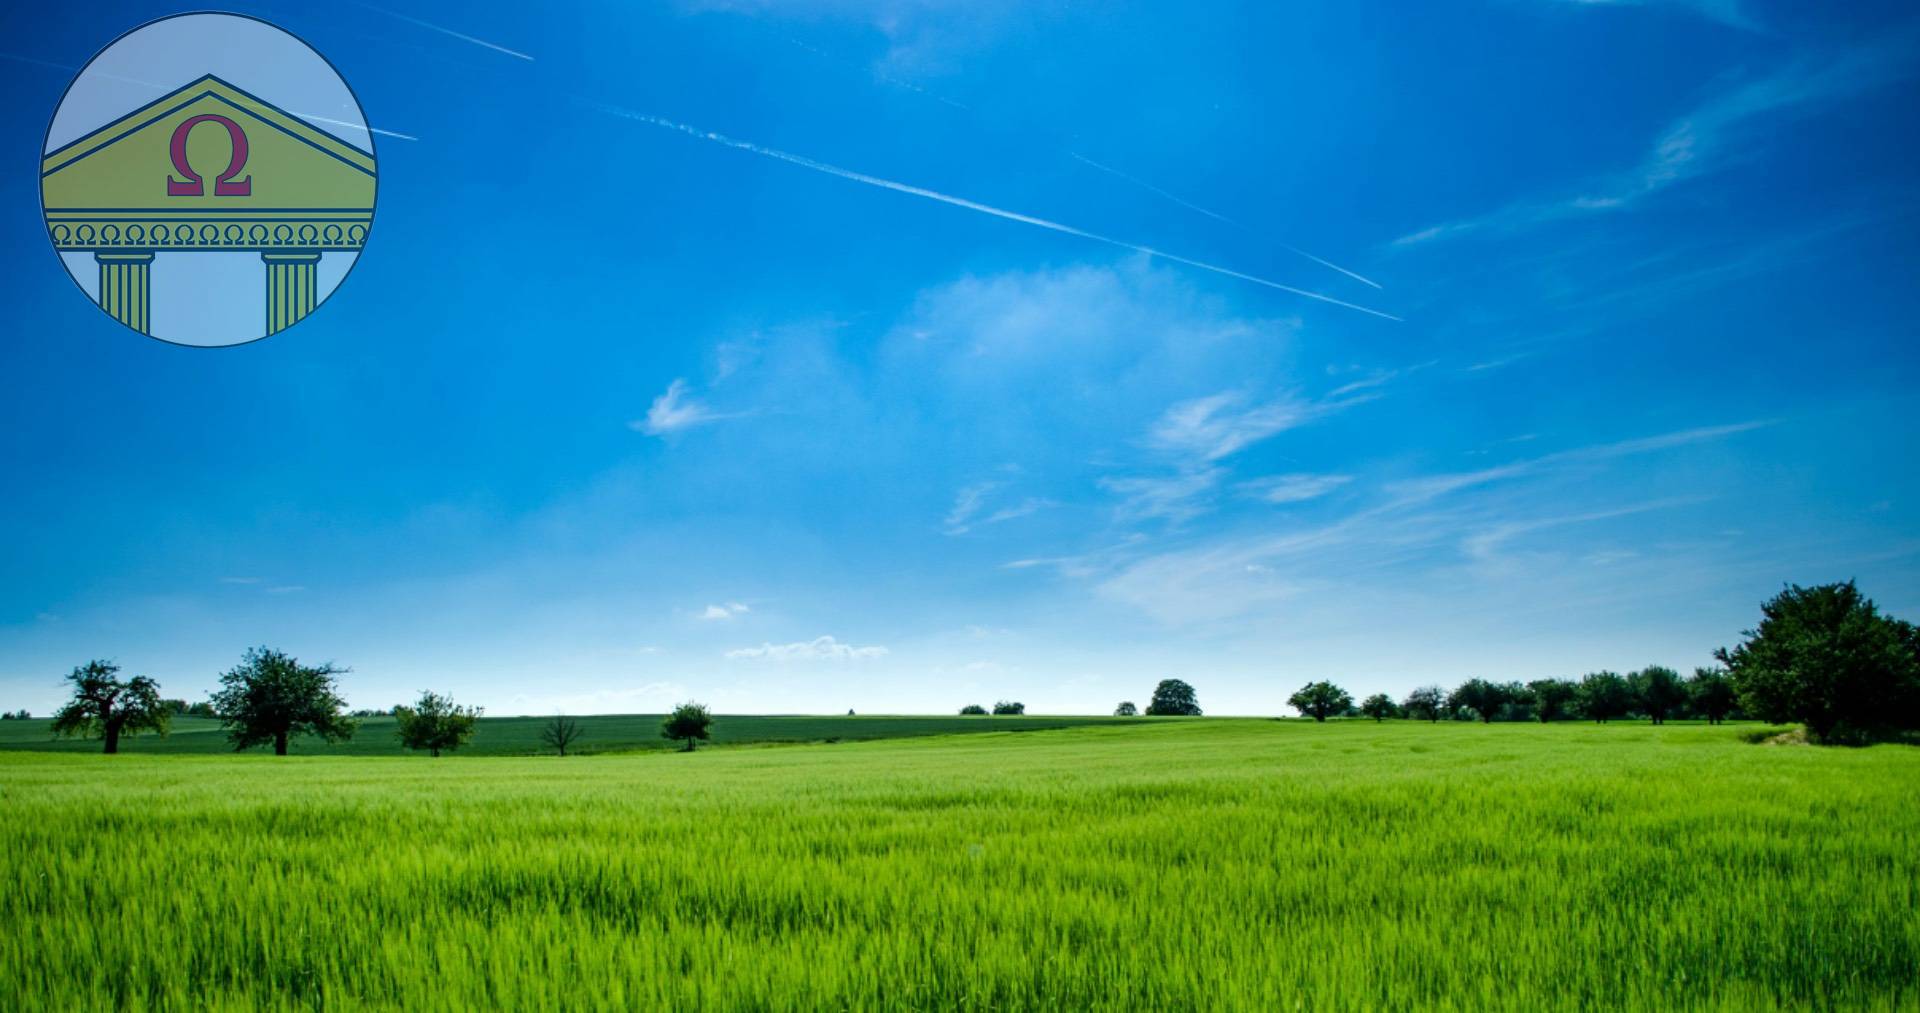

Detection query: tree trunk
xmin=274 ymin=731 xmax=289 ymax=756
xmin=103 ymin=724 xmax=120 ymax=754
xmin=430 ymin=747 xmax=440 ymax=758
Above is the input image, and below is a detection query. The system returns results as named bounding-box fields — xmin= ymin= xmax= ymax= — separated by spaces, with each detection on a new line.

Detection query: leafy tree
xmin=540 ymin=715 xmax=583 ymax=756
xmin=1288 ymin=681 xmax=1352 ymax=722
xmin=1448 ymin=679 xmax=1509 ymax=723
xmin=1688 ymin=667 xmax=1737 ymax=725
xmin=50 ymin=661 xmax=169 ymax=754
xmin=661 ymin=701 xmax=714 ymax=752
xmin=2 ymin=709 xmax=31 ymax=720
xmin=1114 ymin=701 xmax=1138 ymax=716
xmin=958 ymin=704 xmax=988 ymax=715
xmin=1145 ymin=679 xmax=1202 ymax=716
xmin=1630 ymin=665 xmax=1687 ymax=725
xmin=1527 ymin=679 xmax=1578 ymax=722
xmin=1402 ymin=685 xmax=1447 ymax=722
xmin=1576 ymin=671 xmax=1634 ymax=723
xmin=1716 ymin=581 xmax=1920 ymax=742
xmin=393 ymin=691 xmax=481 ymax=757
xmin=209 ymin=647 xmax=355 ymax=755
xmin=1360 ymin=693 xmax=1399 ymax=721
xmin=992 ymin=700 xmax=1025 ymax=715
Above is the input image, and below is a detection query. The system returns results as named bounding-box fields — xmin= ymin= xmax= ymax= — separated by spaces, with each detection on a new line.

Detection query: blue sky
xmin=2 ymin=0 xmax=1916 ymax=716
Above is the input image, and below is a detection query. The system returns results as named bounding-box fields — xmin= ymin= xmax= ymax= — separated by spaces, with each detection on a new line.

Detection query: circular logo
xmin=40 ymin=13 xmax=377 ymax=347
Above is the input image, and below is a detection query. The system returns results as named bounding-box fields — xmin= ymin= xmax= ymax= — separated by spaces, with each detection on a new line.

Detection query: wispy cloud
xmin=1393 ymin=36 xmax=1915 ymax=245
xmin=1150 ymin=387 xmax=1379 ymax=462
xmin=590 ymin=103 xmax=1401 ymax=320
xmin=944 ymin=481 xmax=1054 ymax=534
xmin=1240 ymin=473 xmax=1354 ymax=504
xmin=1100 ymin=468 xmax=1225 ymax=524
xmin=725 ymin=636 xmax=889 ymax=661
xmin=631 ymin=379 xmax=744 ymax=436
xmin=1386 ymin=421 xmax=1770 ymax=503
xmin=698 ymin=602 xmax=751 ymax=620
xmin=351 ymin=2 xmax=534 ymax=61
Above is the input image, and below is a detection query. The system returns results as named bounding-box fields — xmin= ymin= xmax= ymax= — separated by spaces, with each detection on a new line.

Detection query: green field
xmin=0 ymin=712 xmax=1132 ymax=755
xmin=3 ymin=720 xmax=1917 ymax=1010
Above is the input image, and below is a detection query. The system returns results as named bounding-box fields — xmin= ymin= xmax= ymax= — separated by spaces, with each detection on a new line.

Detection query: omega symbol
xmin=166 ymin=114 xmax=252 ymax=197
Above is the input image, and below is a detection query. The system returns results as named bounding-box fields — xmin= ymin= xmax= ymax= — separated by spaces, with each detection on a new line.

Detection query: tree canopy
xmin=1688 ymin=667 xmax=1737 ymax=725
xmin=1402 ymin=685 xmax=1448 ymax=722
xmin=393 ymin=691 xmax=482 ymax=757
xmin=662 ymin=701 xmax=714 ymax=751
xmin=959 ymin=704 xmax=988 ymax=715
xmin=1527 ymin=679 xmax=1578 ymax=722
xmin=1114 ymin=701 xmax=1138 ymax=716
xmin=209 ymin=647 xmax=355 ymax=755
xmin=1288 ymin=682 xmax=1352 ymax=722
xmin=1577 ymin=671 xmax=1634 ymax=723
xmin=1145 ymin=679 xmax=1201 ymax=716
xmin=1716 ymin=581 xmax=1920 ymax=742
xmin=1359 ymin=693 xmax=1398 ymax=721
xmin=1448 ymin=679 xmax=1509 ymax=723
xmin=1631 ymin=666 xmax=1686 ymax=725
xmin=50 ymin=660 xmax=169 ymax=754
xmin=992 ymin=701 xmax=1026 ymax=715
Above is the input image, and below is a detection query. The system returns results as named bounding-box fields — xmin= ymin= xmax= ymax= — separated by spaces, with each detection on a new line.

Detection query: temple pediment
xmin=42 ymin=75 xmax=375 ymax=253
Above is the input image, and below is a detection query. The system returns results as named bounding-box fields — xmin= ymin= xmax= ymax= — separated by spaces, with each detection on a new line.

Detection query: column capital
xmin=94 ymin=250 xmax=155 ymax=265
xmin=260 ymin=251 xmax=323 ymax=265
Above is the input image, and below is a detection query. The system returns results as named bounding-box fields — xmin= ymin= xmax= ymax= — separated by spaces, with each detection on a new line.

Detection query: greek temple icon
xmin=41 ymin=71 xmax=376 ymax=339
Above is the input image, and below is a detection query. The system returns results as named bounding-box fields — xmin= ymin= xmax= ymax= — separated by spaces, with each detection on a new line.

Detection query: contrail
xmin=771 ymin=39 xmax=1383 ymax=290
xmin=351 ymin=2 xmax=534 ymax=61
xmin=593 ymin=104 xmax=1400 ymax=322
xmin=1069 ymin=152 xmax=1383 ymax=290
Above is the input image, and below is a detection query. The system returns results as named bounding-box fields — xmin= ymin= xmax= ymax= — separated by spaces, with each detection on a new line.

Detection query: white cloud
xmin=1240 ymin=473 xmax=1353 ymax=504
xmin=1386 ymin=421 xmax=1769 ymax=504
xmin=725 ymin=636 xmax=889 ymax=661
xmin=1100 ymin=468 xmax=1224 ymax=524
xmin=631 ymin=378 xmax=743 ymax=436
xmin=944 ymin=481 xmax=1054 ymax=534
xmin=1393 ymin=38 xmax=1916 ymax=245
xmin=698 ymin=602 xmax=751 ymax=620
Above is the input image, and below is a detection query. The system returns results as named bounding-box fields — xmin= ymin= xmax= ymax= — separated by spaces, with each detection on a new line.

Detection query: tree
xmin=1360 ymin=693 xmax=1398 ymax=721
xmin=1114 ymin=701 xmax=1138 ymax=717
xmin=1630 ymin=665 xmax=1686 ymax=725
xmin=661 ymin=701 xmax=714 ymax=752
xmin=1145 ymin=679 xmax=1202 ymax=716
xmin=1527 ymin=678 xmax=1578 ymax=722
xmin=1288 ymin=681 xmax=1352 ymax=722
xmin=1688 ymin=667 xmax=1737 ymax=725
xmin=992 ymin=700 xmax=1026 ymax=715
xmin=540 ymin=715 xmax=583 ymax=756
xmin=1576 ymin=671 xmax=1634 ymax=723
xmin=959 ymin=704 xmax=988 ymax=715
xmin=1716 ymin=581 xmax=1920 ymax=742
xmin=1403 ymin=685 xmax=1447 ymax=722
xmin=393 ymin=691 xmax=481 ymax=757
xmin=1448 ymin=679 xmax=1509 ymax=723
xmin=209 ymin=647 xmax=355 ymax=755
xmin=49 ymin=661 xmax=169 ymax=754
xmin=2 ymin=709 xmax=31 ymax=720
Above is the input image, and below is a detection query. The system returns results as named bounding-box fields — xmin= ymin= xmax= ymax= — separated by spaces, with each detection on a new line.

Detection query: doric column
xmin=263 ymin=252 xmax=323 ymax=335
xmin=95 ymin=251 xmax=155 ymax=334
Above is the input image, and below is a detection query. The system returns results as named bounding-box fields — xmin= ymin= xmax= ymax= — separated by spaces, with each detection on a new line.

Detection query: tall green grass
xmin=2 ymin=720 xmax=1916 ymax=1009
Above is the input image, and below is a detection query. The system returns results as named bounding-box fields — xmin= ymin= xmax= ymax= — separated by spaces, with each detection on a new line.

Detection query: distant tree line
xmin=1284 ymin=582 xmax=1918 ymax=743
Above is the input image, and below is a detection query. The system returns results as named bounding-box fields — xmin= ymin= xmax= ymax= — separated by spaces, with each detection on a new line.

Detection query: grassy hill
xmin=0 ymin=711 xmax=1138 ymax=755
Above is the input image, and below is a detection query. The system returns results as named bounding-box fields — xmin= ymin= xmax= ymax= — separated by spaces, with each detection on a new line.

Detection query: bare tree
xmin=541 ymin=715 xmax=583 ymax=756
